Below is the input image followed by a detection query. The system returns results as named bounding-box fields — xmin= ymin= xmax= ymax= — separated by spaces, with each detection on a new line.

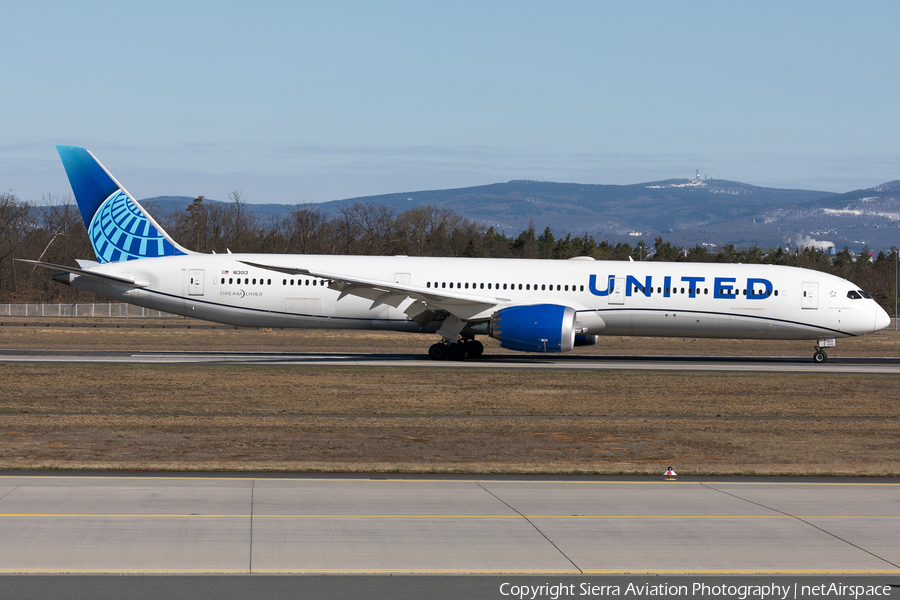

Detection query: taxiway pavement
xmin=0 ymin=474 xmax=898 ymax=574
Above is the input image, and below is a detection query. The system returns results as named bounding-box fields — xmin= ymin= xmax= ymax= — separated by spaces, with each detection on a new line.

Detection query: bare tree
xmin=0 ymin=192 xmax=32 ymax=297
xmin=285 ymin=204 xmax=327 ymax=254
xmin=223 ymin=190 xmax=258 ymax=252
xmin=341 ymin=203 xmax=394 ymax=255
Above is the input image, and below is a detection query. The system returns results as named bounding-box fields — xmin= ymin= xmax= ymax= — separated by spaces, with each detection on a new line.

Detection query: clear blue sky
xmin=3 ymin=1 xmax=899 ymax=204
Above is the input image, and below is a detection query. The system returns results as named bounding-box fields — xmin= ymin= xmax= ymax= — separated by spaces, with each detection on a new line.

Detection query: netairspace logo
xmin=498 ymin=581 xmax=893 ymax=600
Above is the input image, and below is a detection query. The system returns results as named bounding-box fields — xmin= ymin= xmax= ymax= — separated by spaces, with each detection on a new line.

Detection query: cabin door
xmin=801 ymin=282 xmax=818 ymax=309
xmin=188 ymin=270 xmax=205 ymax=296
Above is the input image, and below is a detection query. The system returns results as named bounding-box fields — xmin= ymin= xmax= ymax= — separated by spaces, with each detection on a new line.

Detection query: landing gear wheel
xmin=447 ymin=344 xmax=469 ymax=361
xmin=428 ymin=343 xmax=448 ymax=361
xmin=813 ymin=350 xmax=827 ymax=363
xmin=464 ymin=340 xmax=484 ymax=359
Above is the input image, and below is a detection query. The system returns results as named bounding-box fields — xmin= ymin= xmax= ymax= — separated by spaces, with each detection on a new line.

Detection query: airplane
xmin=20 ymin=145 xmax=892 ymax=363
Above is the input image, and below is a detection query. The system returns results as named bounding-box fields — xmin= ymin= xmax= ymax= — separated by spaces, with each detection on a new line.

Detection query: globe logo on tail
xmin=88 ymin=190 xmax=184 ymax=263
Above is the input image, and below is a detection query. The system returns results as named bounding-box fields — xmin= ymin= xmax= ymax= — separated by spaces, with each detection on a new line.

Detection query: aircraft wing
xmin=239 ymin=260 xmax=501 ymax=321
xmin=16 ymin=259 xmax=148 ymax=287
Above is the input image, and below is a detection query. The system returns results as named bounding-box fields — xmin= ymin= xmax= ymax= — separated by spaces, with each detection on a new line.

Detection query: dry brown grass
xmin=1 ymin=319 xmax=899 ymax=475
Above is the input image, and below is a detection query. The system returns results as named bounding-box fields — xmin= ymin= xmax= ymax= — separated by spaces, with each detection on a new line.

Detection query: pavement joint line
xmin=0 ymin=486 xmax=17 ymax=503
xmin=476 ymin=482 xmax=584 ymax=574
xmin=702 ymin=483 xmax=900 ymax=571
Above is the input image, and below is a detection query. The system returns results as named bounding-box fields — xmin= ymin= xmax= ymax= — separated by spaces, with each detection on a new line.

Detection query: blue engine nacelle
xmin=489 ymin=304 xmax=577 ymax=353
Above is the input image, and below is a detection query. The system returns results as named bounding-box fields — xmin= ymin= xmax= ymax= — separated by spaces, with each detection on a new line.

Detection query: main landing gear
xmin=428 ymin=338 xmax=484 ymax=361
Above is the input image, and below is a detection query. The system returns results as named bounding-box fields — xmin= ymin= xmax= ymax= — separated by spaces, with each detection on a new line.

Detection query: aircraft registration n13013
xmin=21 ymin=146 xmax=891 ymax=363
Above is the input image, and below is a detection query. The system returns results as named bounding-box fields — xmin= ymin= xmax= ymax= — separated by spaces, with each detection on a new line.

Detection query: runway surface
xmin=0 ymin=473 xmax=898 ymax=574
xmin=2 ymin=349 xmax=900 ymax=373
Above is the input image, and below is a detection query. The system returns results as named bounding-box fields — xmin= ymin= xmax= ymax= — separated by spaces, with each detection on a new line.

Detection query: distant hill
xmin=140 ymin=177 xmax=900 ymax=251
xmin=140 ymin=196 xmax=292 ymax=221
xmin=316 ymin=178 xmax=834 ymax=234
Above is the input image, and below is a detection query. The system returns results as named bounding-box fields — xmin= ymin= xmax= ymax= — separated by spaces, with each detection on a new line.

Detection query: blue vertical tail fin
xmin=56 ymin=145 xmax=192 ymax=263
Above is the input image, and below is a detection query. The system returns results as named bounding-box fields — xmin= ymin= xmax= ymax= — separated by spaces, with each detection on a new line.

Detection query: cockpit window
xmin=847 ymin=291 xmax=862 ymax=300
xmin=858 ymin=290 xmax=872 ymax=299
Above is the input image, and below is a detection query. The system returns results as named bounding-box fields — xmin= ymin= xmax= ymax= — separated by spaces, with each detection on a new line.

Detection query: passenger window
xmin=565 ymin=285 xmax=569 ymax=291
xmin=487 ymin=283 xmax=491 ymax=289
xmin=267 ymin=279 xmax=271 ymax=285
xmin=442 ymin=282 xmax=446 ymax=288
xmin=541 ymin=284 xmax=546 ymax=291
xmin=518 ymin=284 xmax=523 ymax=290
xmin=465 ymin=283 xmax=469 ymax=289
xmin=503 ymin=284 xmax=507 ymax=290
xmin=480 ymin=283 xmax=484 ymax=289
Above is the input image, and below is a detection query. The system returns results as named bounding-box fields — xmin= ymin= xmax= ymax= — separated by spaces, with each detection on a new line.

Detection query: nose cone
xmin=875 ymin=305 xmax=891 ymax=332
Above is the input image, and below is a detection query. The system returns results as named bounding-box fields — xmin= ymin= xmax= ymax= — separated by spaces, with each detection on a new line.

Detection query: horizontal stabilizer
xmin=16 ymin=259 xmax=148 ymax=287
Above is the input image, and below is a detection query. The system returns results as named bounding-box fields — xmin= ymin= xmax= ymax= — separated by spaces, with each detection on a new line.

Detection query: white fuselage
xmin=63 ymin=254 xmax=888 ymax=341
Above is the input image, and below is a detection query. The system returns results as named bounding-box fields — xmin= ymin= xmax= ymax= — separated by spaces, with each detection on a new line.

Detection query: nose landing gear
xmin=812 ymin=338 xmax=835 ymax=363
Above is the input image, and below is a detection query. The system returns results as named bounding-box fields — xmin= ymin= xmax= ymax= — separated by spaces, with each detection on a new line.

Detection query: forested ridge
xmin=1 ymin=192 xmax=897 ymax=313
